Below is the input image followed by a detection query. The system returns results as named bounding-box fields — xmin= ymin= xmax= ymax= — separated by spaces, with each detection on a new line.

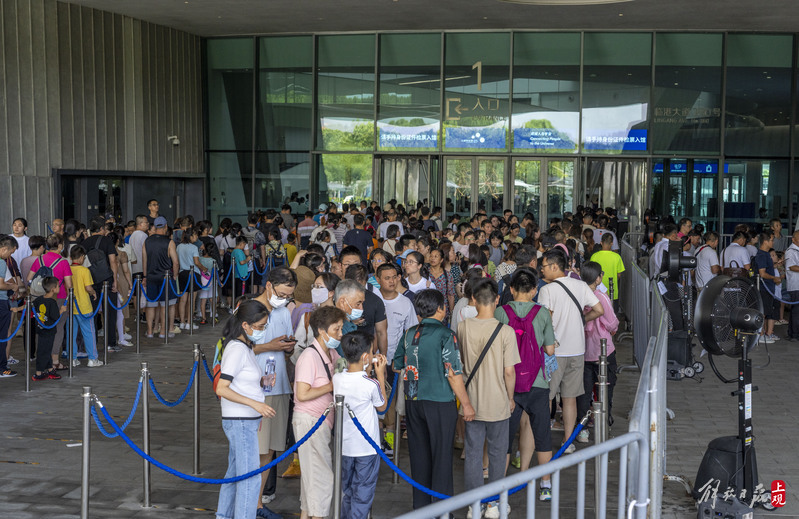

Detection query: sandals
xmin=54 ymin=363 xmax=68 ymax=371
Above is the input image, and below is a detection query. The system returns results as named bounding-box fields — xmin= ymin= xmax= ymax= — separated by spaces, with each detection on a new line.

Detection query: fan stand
xmin=732 ymin=328 xmax=756 ymax=502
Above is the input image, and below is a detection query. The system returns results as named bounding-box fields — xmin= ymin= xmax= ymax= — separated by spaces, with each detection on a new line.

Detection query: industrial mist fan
xmin=692 ymin=274 xmax=773 ymax=516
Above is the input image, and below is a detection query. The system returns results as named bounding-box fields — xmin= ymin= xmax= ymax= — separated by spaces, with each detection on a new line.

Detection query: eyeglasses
xmin=249 ymin=323 xmax=266 ymax=331
xmin=405 ymin=260 xmax=419 ymax=265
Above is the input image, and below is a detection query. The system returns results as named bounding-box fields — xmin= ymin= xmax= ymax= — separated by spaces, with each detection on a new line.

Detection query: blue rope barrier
xmin=107 ymin=279 xmax=138 ymax=310
xmin=761 ymin=281 xmax=798 ymax=305
xmin=253 ymin=259 xmax=268 ymax=277
xmin=75 ymin=291 xmax=105 ymax=318
xmin=235 ymin=270 xmax=251 ymax=282
xmin=169 ymin=279 xmax=190 ymax=297
xmin=377 ymin=372 xmax=399 ymax=417
xmin=0 ymin=308 xmax=26 ymax=342
xmin=191 ymin=270 xmax=214 ymax=290
xmin=349 ymin=408 xmax=586 ymax=504
xmin=149 ymin=361 xmax=198 ymax=407
xmin=32 ymin=307 xmax=65 ymax=330
xmin=90 ymin=380 xmax=143 ymax=438
xmin=201 ymin=355 xmax=214 ymax=382
xmin=95 ymin=402 xmax=329 ymax=484
xmin=218 ymin=268 xmax=232 ymax=288
xmin=142 ymin=278 xmax=167 ymax=303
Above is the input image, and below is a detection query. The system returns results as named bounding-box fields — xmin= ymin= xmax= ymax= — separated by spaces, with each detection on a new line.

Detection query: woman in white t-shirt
xmin=214 ymin=300 xmax=277 ymax=519
xmin=403 ymin=251 xmax=432 ymax=293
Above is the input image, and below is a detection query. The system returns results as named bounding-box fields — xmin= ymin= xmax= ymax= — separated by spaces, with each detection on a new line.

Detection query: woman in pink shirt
xmin=578 ymin=261 xmax=619 ymax=440
xmin=292 ymin=305 xmax=346 ymax=519
xmin=28 ymin=234 xmax=73 ymax=370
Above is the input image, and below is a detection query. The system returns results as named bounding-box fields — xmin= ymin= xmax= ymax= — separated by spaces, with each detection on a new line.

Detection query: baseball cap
xmin=318 ymin=203 xmax=328 ymax=212
xmin=154 ymin=216 xmax=168 ymax=228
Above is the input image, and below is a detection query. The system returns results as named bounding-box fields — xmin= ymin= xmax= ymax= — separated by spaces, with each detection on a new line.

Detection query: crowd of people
xmin=0 ymin=199 xmax=631 ymax=519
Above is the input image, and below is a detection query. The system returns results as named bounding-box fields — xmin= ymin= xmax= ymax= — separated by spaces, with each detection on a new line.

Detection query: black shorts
xmin=177 ymin=270 xmax=204 ymax=293
xmin=508 ymin=386 xmax=552 ymax=454
xmin=760 ymin=287 xmax=780 ymax=320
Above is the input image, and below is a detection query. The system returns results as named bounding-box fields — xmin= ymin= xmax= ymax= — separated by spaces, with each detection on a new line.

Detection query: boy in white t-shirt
xmin=333 ymin=331 xmax=388 ymax=519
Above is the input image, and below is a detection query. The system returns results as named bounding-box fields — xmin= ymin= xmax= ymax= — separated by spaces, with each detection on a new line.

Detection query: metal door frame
xmin=375 ymin=155 xmax=435 ymax=208
xmin=512 ymin=157 xmax=579 ymax=229
xmin=442 ymin=156 xmax=509 ymax=219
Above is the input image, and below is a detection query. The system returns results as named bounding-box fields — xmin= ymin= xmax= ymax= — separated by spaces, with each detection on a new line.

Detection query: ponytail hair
xmin=222 ymin=298 xmax=269 ymax=348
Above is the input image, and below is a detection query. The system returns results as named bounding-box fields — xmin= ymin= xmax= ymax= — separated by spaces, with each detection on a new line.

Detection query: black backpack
xmin=497 ymin=274 xmax=514 ymax=306
xmin=87 ymin=239 xmax=113 ymax=284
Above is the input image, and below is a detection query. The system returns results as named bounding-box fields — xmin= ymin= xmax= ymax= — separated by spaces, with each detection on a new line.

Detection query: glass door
xmin=444 ymin=157 xmax=508 ymax=217
xmin=546 ymin=160 xmax=576 ymax=224
xmin=513 ymin=159 xmax=541 ymax=224
xmin=378 ymin=157 xmax=431 ymax=209
xmin=513 ymin=158 xmax=577 ymax=228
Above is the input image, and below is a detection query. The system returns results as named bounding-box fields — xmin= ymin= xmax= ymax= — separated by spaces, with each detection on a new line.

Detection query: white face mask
xmin=268 ymin=286 xmax=289 ymax=308
xmin=311 ymin=287 xmax=329 ymax=305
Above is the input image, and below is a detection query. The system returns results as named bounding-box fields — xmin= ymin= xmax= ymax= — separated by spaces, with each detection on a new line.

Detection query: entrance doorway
xmin=377 ymin=156 xmax=438 ymax=209
xmin=445 ymin=157 xmax=507 ymax=217
xmin=585 ymin=159 xmax=648 ymax=232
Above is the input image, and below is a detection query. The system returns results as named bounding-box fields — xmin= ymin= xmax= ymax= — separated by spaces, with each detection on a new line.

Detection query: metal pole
xmin=193 ymin=344 xmax=201 ymax=475
xmin=189 ymin=269 xmax=195 ymax=336
xmin=68 ymin=288 xmax=74 ymax=378
xmin=163 ymin=272 xmax=169 ymax=345
xmin=135 ymin=274 xmax=142 ymax=354
xmin=332 ymin=395 xmax=345 ymax=519
xmin=102 ymin=281 xmax=109 ymax=366
xmin=81 ymin=386 xmax=92 ymax=519
xmin=594 ymin=338 xmax=610 ymax=516
xmin=141 ymin=362 xmax=151 ymax=508
xmin=230 ymin=261 xmax=236 ymax=310
xmin=24 ymin=296 xmax=32 ymax=392
xmin=393 ymin=407 xmax=401 ymax=485
xmin=211 ymin=262 xmax=217 ymax=328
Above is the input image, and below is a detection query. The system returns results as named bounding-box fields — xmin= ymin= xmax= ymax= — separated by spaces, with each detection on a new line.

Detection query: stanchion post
xmin=135 ymin=274 xmax=142 ymax=354
xmin=141 ymin=362 xmax=152 ymax=508
xmin=102 ymin=281 xmax=109 ymax=366
xmin=393 ymin=407 xmax=402 ymax=484
xmin=68 ymin=288 xmax=74 ymax=378
xmin=193 ymin=344 xmax=201 ymax=475
xmin=333 ymin=395 xmax=345 ymax=519
xmin=594 ymin=338 xmax=609 ymax=515
xmin=81 ymin=386 xmax=92 ymax=519
xmin=230 ymin=262 xmax=236 ymax=309
xmin=163 ymin=272 xmax=169 ymax=345
xmin=189 ymin=270 xmax=195 ymax=336
xmin=211 ymin=263 xmax=217 ymax=329
xmin=24 ymin=295 xmax=32 ymax=392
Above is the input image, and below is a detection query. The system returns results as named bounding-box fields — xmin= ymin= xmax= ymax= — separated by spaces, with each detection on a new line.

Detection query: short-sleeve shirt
xmin=219 ymin=340 xmax=263 ymax=419
xmin=177 ymin=243 xmax=199 ymax=272
xmin=378 ymin=291 xmax=418 ymax=360
xmin=694 ymin=245 xmax=720 ymax=289
xmin=495 ymin=301 xmax=555 ymax=390
xmin=590 ymin=250 xmax=625 ymax=300
xmin=753 ymin=249 xmax=775 ymax=292
xmin=30 ymin=252 xmax=72 ymax=299
xmin=457 ymin=317 xmax=521 ymax=422
xmin=393 ymin=318 xmax=463 ymax=403
xmin=358 ymin=288 xmax=386 ymax=336
xmin=294 ymin=340 xmax=339 ymax=428
xmin=81 ymin=235 xmax=117 ymax=276
xmin=343 ymin=229 xmax=373 ymax=265
xmin=231 ymin=249 xmax=248 ymax=280
xmin=71 ymin=265 xmax=95 ymax=315
xmin=334 ymin=369 xmax=384 ymax=457
xmin=33 ymin=296 xmax=60 ymax=337
xmin=0 ymin=260 xmax=7 ymax=301
xmin=722 ymin=243 xmax=751 ymax=269
xmin=422 ymin=220 xmax=439 ymax=233
xmin=785 ymin=243 xmax=799 ymax=292
xmin=254 ymin=306 xmax=294 ymax=396
xmin=537 ymin=276 xmax=600 ymax=357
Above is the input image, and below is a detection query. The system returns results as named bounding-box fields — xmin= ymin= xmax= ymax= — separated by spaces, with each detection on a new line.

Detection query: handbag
xmin=722 ymin=259 xmax=748 ymax=279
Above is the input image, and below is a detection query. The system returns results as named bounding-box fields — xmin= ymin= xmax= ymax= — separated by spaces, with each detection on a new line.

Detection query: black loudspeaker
xmin=693 ymin=436 xmax=758 ymax=501
xmin=667 ymin=330 xmax=692 ymax=367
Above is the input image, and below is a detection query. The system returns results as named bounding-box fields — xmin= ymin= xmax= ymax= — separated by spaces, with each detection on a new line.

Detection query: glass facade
xmin=205 ymin=31 xmax=799 ymax=233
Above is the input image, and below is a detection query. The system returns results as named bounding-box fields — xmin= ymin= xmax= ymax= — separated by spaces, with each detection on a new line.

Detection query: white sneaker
xmin=185 ymin=322 xmax=199 ymax=330
xmin=761 ymin=334 xmax=775 ymax=344
xmin=87 ymin=359 xmax=104 ymax=367
xmin=171 ymin=326 xmax=182 ymax=334
xmin=576 ymin=430 xmax=590 ymax=443
xmin=6 ymin=356 xmax=18 ymax=365
xmin=484 ymin=502 xmax=508 ymax=519
xmin=122 ymin=333 xmax=132 ymax=341
xmin=72 ymin=359 xmax=81 ymax=367
xmin=179 ymin=323 xmax=187 ymax=330
xmin=261 ymin=494 xmax=275 ymax=504
xmin=119 ymin=339 xmax=134 ymax=347
xmin=466 ymin=504 xmax=483 ymax=519
xmin=562 ymin=443 xmax=576 ymax=454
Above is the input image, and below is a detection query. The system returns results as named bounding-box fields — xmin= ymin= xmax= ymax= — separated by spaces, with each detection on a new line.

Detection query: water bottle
xmin=264 ymin=357 xmax=276 ymax=393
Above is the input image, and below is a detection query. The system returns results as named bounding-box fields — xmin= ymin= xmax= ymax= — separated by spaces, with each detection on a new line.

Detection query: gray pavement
xmin=0 ymin=313 xmax=796 ymax=518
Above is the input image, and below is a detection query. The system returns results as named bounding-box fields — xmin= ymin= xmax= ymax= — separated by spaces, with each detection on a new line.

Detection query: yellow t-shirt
xmin=590 ymin=250 xmax=625 ymax=300
xmin=284 ymin=243 xmax=297 ymax=266
xmin=71 ymin=264 xmax=95 ymax=315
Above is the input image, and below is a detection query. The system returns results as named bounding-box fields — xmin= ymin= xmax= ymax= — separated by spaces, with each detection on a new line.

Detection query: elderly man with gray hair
xmin=334 ymin=279 xmax=367 ymax=339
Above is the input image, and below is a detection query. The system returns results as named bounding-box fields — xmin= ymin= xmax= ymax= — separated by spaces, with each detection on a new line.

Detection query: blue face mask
xmin=247 ymin=327 xmax=268 ymax=345
xmin=325 ymin=336 xmax=341 ymax=350
xmin=345 ymin=299 xmax=363 ymax=321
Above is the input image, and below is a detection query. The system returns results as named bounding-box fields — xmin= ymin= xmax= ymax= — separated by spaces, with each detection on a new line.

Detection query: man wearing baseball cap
xmin=142 ymin=216 xmax=180 ymax=338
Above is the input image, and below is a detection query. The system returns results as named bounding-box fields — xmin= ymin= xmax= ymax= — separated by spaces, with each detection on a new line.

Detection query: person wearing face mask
xmin=292 ymin=306 xmax=347 ymax=519
xmin=334 ymin=279 xmax=367 ymax=341
xmin=214 ymin=299 xmax=278 ymax=519
xmin=251 ymin=267 xmax=298 ymax=513
xmin=293 ymin=273 xmax=340 ymax=364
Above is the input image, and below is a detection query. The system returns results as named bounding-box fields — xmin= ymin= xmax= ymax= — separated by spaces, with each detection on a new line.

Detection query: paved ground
xmin=0 ymin=313 xmax=795 ymax=518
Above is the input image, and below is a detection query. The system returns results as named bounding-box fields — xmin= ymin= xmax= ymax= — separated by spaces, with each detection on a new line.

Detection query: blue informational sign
xmin=513 ymin=128 xmax=576 ymax=150
xmin=583 ymin=129 xmax=648 ymax=152
xmin=378 ymin=124 xmax=438 ymax=149
xmin=653 ymin=162 xmax=728 ymax=174
xmin=445 ymin=127 xmax=506 ymax=149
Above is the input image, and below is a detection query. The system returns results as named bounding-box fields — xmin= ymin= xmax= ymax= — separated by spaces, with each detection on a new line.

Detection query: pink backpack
xmin=502 ymin=304 xmax=544 ymax=394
